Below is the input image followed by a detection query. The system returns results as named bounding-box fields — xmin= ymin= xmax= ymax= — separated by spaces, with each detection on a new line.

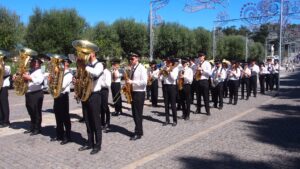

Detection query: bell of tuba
xmin=72 ymin=40 xmax=99 ymax=102
xmin=0 ymin=50 xmax=9 ymax=90
xmin=48 ymin=54 xmax=65 ymax=98
xmin=14 ymin=47 xmax=37 ymax=96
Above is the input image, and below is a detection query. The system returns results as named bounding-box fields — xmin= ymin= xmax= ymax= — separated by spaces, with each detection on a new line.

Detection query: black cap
xmin=214 ymin=59 xmax=221 ymax=64
xmin=181 ymin=58 xmax=188 ymax=64
xmin=150 ymin=60 xmax=157 ymax=65
xmin=98 ymin=58 xmax=107 ymax=63
xmin=198 ymin=52 xmax=206 ymax=57
xmin=31 ymin=56 xmax=43 ymax=64
xmin=111 ymin=58 xmax=121 ymax=64
xmin=129 ymin=52 xmax=139 ymax=58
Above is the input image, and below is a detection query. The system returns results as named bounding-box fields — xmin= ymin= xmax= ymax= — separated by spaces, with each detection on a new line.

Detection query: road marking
xmin=122 ymin=98 xmax=277 ymax=169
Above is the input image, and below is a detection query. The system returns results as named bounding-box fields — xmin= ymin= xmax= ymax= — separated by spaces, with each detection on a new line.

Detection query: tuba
xmin=121 ymin=68 xmax=132 ymax=104
xmin=72 ymin=40 xmax=99 ymax=102
xmin=14 ymin=47 xmax=37 ymax=96
xmin=178 ymin=70 xmax=184 ymax=91
xmin=0 ymin=50 xmax=9 ymax=90
xmin=48 ymin=54 xmax=65 ymax=98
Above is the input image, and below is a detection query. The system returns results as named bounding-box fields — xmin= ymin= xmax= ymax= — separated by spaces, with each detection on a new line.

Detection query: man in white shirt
xmin=178 ymin=58 xmax=193 ymax=120
xmin=0 ymin=50 xmax=11 ymax=128
xmin=249 ymin=59 xmax=260 ymax=97
xmin=195 ymin=53 xmax=211 ymax=115
xmin=50 ymin=56 xmax=73 ymax=145
xmin=211 ymin=59 xmax=226 ymax=110
xmin=22 ymin=57 xmax=44 ymax=135
xmin=111 ymin=58 xmax=123 ymax=116
xmin=189 ymin=57 xmax=197 ymax=104
xmin=126 ymin=53 xmax=147 ymax=140
xmin=273 ymin=59 xmax=279 ymax=90
xmin=78 ymin=50 xmax=103 ymax=155
xmin=148 ymin=61 xmax=159 ymax=107
xmin=99 ymin=59 xmax=112 ymax=133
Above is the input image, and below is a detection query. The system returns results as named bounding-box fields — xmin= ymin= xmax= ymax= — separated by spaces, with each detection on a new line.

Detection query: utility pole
xmin=149 ymin=1 xmax=154 ymax=61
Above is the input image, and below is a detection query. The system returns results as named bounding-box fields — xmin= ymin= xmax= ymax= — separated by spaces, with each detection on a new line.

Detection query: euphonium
xmin=48 ymin=54 xmax=65 ymax=98
xmin=14 ymin=47 xmax=37 ymax=96
xmin=0 ymin=50 xmax=9 ymax=90
xmin=121 ymin=68 xmax=132 ymax=104
xmin=72 ymin=40 xmax=99 ymax=102
xmin=178 ymin=70 xmax=184 ymax=91
xmin=195 ymin=64 xmax=202 ymax=81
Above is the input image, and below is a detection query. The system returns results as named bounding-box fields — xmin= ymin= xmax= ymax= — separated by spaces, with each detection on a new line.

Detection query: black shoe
xmin=90 ymin=148 xmax=101 ymax=155
xmin=50 ymin=137 xmax=63 ymax=142
xmin=172 ymin=122 xmax=177 ymax=126
xmin=207 ymin=112 xmax=211 ymax=116
xmin=30 ymin=130 xmax=41 ymax=136
xmin=240 ymin=97 xmax=244 ymax=100
xmin=130 ymin=135 xmax=142 ymax=141
xmin=218 ymin=106 xmax=223 ymax=110
xmin=111 ymin=112 xmax=119 ymax=116
xmin=0 ymin=123 xmax=10 ymax=128
xmin=104 ymin=125 xmax=110 ymax=133
xmin=78 ymin=118 xmax=85 ymax=123
xmin=184 ymin=116 xmax=190 ymax=120
xmin=233 ymin=102 xmax=237 ymax=105
xmin=246 ymin=97 xmax=249 ymax=100
xmin=24 ymin=130 xmax=33 ymax=134
xmin=214 ymin=105 xmax=218 ymax=108
xmin=162 ymin=122 xmax=169 ymax=126
xmin=195 ymin=109 xmax=201 ymax=114
xmin=78 ymin=145 xmax=92 ymax=151
xmin=60 ymin=139 xmax=71 ymax=145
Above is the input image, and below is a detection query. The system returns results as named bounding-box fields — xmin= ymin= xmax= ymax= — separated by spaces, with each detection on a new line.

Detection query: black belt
xmin=92 ymin=91 xmax=101 ymax=94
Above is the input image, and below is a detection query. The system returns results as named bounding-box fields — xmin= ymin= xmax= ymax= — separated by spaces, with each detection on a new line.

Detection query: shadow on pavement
xmin=107 ymin=124 xmax=133 ymax=137
xmin=177 ymin=153 xmax=300 ymax=169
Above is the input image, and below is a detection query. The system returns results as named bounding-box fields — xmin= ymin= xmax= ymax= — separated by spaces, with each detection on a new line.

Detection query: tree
xmin=93 ymin=22 xmax=122 ymax=58
xmin=0 ymin=7 xmax=24 ymax=50
xmin=217 ymin=35 xmax=245 ymax=61
xmin=193 ymin=27 xmax=211 ymax=57
xmin=113 ymin=19 xmax=148 ymax=57
xmin=25 ymin=8 xmax=87 ymax=55
xmin=249 ymin=42 xmax=264 ymax=61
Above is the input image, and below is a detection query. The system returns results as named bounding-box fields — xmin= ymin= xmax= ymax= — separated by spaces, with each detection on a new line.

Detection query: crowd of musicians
xmin=0 ymin=44 xmax=280 ymax=155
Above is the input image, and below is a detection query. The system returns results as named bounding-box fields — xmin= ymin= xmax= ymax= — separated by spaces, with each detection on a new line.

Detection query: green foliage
xmin=217 ymin=35 xmax=245 ymax=61
xmin=25 ymin=8 xmax=87 ymax=55
xmin=0 ymin=7 xmax=24 ymax=50
xmin=193 ymin=27 xmax=211 ymax=57
xmin=113 ymin=19 xmax=148 ymax=57
xmin=249 ymin=42 xmax=264 ymax=61
xmin=93 ymin=22 xmax=123 ymax=59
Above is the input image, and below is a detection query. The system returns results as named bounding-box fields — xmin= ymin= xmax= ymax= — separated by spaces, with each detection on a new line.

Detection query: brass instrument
xmin=121 ymin=68 xmax=132 ymax=104
xmin=195 ymin=64 xmax=202 ymax=81
xmin=48 ymin=54 xmax=65 ymax=98
xmin=178 ymin=70 xmax=184 ymax=90
xmin=0 ymin=50 xmax=9 ymax=90
xmin=14 ymin=47 xmax=38 ymax=96
xmin=147 ymin=73 xmax=152 ymax=86
xmin=72 ymin=40 xmax=99 ymax=102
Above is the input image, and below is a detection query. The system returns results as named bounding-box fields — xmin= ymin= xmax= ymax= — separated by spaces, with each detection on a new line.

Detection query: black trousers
xmin=223 ymin=79 xmax=229 ymax=98
xmin=84 ymin=92 xmax=102 ymax=149
xmin=179 ymin=84 xmax=191 ymax=118
xmin=164 ymin=85 xmax=177 ymax=123
xmin=190 ymin=80 xmax=196 ymax=103
xmin=161 ymin=81 xmax=165 ymax=99
xmin=265 ymin=74 xmax=273 ymax=91
xmin=0 ymin=87 xmax=10 ymax=124
xmin=25 ymin=90 xmax=44 ymax=131
xmin=111 ymin=82 xmax=122 ymax=113
xmin=211 ymin=82 xmax=224 ymax=108
xmin=53 ymin=93 xmax=71 ymax=139
xmin=100 ymin=88 xmax=110 ymax=127
xmin=146 ymin=85 xmax=151 ymax=100
xmin=196 ymin=80 xmax=210 ymax=114
xmin=259 ymin=74 xmax=265 ymax=94
xmin=150 ymin=79 xmax=158 ymax=106
xmin=228 ymin=80 xmax=239 ymax=104
xmin=241 ymin=78 xmax=250 ymax=99
xmin=250 ymin=75 xmax=257 ymax=97
xmin=273 ymin=73 xmax=279 ymax=90
xmin=131 ymin=91 xmax=145 ymax=136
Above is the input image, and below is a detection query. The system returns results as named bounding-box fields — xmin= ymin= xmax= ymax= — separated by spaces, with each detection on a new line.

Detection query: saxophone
xmin=72 ymin=40 xmax=99 ymax=102
xmin=14 ymin=47 xmax=37 ymax=96
xmin=48 ymin=54 xmax=65 ymax=98
xmin=178 ymin=70 xmax=184 ymax=91
xmin=121 ymin=68 xmax=132 ymax=104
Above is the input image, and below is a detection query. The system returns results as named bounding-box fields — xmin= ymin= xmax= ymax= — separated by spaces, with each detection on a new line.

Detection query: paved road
xmin=0 ymin=67 xmax=299 ymax=169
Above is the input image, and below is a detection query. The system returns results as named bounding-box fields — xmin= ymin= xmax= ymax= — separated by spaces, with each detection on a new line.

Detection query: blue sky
xmin=0 ymin=0 xmax=278 ymax=30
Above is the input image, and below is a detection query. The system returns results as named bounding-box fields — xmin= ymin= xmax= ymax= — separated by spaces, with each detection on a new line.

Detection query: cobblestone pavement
xmin=0 ymin=67 xmax=299 ymax=169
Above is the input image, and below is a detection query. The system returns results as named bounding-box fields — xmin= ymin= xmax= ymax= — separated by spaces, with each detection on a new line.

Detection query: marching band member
xmin=222 ymin=61 xmax=230 ymax=98
xmin=249 ymin=59 xmax=259 ymax=97
xmin=0 ymin=50 xmax=11 ymax=128
xmin=227 ymin=61 xmax=241 ymax=105
xmin=50 ymin=56 xmax=73 ymax=144
xmin=162 ymin=58 xmax=179 ymax=126
xmin=273 ymin=59 xmax=279 ymax=90
xmin=126 ymin=53 xmax=147 ymax=140
xmin=211 ymin=59 xmax=226 ymax=110
xmin=259 ymin=62 xmax=268 ymax=94
xmin=195 ymin=53 xmax=211 ymax=115
xmin=77 ymin=51 xmax=103 ymax=155
xmin=240 ymin=62 xmax=251 ymax=100
xmin=178 ymin=58 xmax=193 ymax=120
xmin=265 ymin=58 xmax=274 ymax=91
xmin=148 ymin=61 xmax=159 ymax=107
xmin=22 ymin=57 xmax=44 ymax=135
xmin=99 ymin=59 xmax=111 ymax=133
xmin=189 ymin=57 xmax=197 ymax=104
xmin=111 ymin=58 xmax=123 ymax=116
